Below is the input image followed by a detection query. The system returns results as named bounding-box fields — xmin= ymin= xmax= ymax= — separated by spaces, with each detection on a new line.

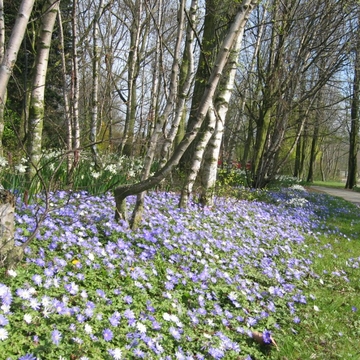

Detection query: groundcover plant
xmin=0 ymin=189 xmax=353 ymax=359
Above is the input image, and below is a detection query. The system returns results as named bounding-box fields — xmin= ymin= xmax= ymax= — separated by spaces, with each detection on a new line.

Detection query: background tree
xmin=0 ymin=0 xmax=35 ymax=156
xmin=346 ymin=10 xmax=360 ymax=189
xmin=26 ymin=0 xmax=60 ymax=186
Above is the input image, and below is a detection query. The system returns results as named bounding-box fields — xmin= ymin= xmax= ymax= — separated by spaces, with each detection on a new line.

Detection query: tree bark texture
xmin=26 ymin=0 xmax=60 ymax=183
xmin=0 ymin=0 xmax=35 ymax=156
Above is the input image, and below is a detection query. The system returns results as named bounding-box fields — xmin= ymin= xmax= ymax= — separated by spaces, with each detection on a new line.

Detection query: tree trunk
xmin=90 ymin=0 xmax=104 ymax=168
xmin=199 ymin=25 xmax=245 ymax=206
xmin=0 ymin=0 xmax=35 ymax=156
xmin=159 ymin=0 xmax=197 ymax=165
xmin=0 ymin=0 xmax=4 ymax=63
xmin=70 ymin=0 xmax=80 ymax=177
xmin=131 ymin=0 xmax=187 ymax=228
xmin=0 ymin=189 xmax=22 ymax=269
xmin=26 ymin=0 xmax=60 ymax=185
xmin=179 ymin=102 xmax=216 ymax=208
xmin=121 ymin=0 xmax=142 ymax=157
xmin=58 ymin=10 xmax=72 ymax=174
xmin=346 ymin=13 xmax=360 ymax=189
xmin=114 ymin=0 xmax=259 ymax=222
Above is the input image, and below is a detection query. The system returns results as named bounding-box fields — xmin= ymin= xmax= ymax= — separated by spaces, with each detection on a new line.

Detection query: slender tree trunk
xmin=121 ymin=0 xmax=142 ymax=157
xmin=159 ymin=0 xmax=197 ymax=164
xmin=346 ymin=15 xmax=360 ymax=189
xmin=26 ymin=0 xmax=60 ymax=185
xmin=0 ymin=0 xmax=4 ymax=63
xmin=199 ymin=26 xmax=245 ymax=206
xmin=307 ymin=118 xmax=319 ymax=183
xmin=58 ymin=10 xmax=72 ymax=174
xmin=90 ymin=0 xmax=104 ymax=168
xmin=0 ymin=190 xmax=21 ymax=269
xmin=0 ymin=0 xmax=35 ymax=156
xmin=70 ymin=0 xmax=80 ymax=176
xmin=114 ymin=0 xmax=259 ymax=222
xmin=146 ymin=0 xmax=163 ymax=139
xmin=131 ymin=0 xmax=186 ymax=229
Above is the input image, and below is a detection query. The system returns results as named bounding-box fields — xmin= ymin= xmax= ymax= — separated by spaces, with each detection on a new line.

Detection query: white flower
xmin=109 ymin=348 xmax=122 ymax=360
xmin=1 ymin=305 xmax=10 ymax=314
xmin=314 ymin=305 xmax=320 ymax=312
xmin=0 ymin=328 xmax=8 ymax=341
xmin=14 ymin=164 xmax=27 ymax=173
xmin=162 ymin=312 xmax=171 ymax=321
xmin=24 ymin=314 xmax=32 ymax=324
xmin=88 ymin=253 xmax=95 ymax=261
xmin=136 ymin=322 xmax=147 ymax=333
xmin=7 ymin=269 xmax=17 ymax=277
xmin=0 ymin=156 xmax=8 ymax=167
xmin=169 ymin=314 xmax=179 ymax=323
xmin=84 ymin=324 xmax=92 ymax=334
xmin=91 ymin=172 xmax=101 ymax=179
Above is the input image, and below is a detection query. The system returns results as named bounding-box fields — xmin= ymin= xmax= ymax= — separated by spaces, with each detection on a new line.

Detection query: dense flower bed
xmin=0 ymin=189 xmax=338 ymax=359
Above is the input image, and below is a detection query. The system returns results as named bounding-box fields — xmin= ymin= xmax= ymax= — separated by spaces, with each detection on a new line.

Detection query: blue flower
xmin=262 ymin=329 xmax=272 ymax=344
xmin=18 ymin=354 xmax=37 ymax=360
xmin=0 ymin=315 xmax=8 ymax=326
xmin=103 ymin=328 xmax=114 ymax=341
xmin=169 ymin=326 xmax=181 ymax=340
xmin=51 ymin=329 xmax=62 ymax=345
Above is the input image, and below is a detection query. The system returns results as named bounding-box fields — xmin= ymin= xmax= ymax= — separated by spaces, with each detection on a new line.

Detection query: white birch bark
xmin=0 ymin=0 xmax=35 ymax=156
xmin=131 ymin=0 xmax=186 ymax=228
xmin=71 ymin=0 xmax=80 ymax=170
xmin=199 ymin=26 xmax=245 ymax=206
xmin=0 ymin=0 xmax=4 ymax=63
xmin=147 ymin=0 xmax=163 ymax=137
xmin=121 ymin=0 xmax=143 ymax=156
xmin=90 ymin=0 xmax=104 ymax=167
xmin=58 ymin=10 xmax=72 ymax=174
xmin=115 ymin=0 xmax=259 ymax=221
xmin=26 ymin=0 xmax=60 ymax=181
xmin=159 ymin=0 xmax=197 ymax=166
xmin=179 ymin=101 xmax=217 ymax=207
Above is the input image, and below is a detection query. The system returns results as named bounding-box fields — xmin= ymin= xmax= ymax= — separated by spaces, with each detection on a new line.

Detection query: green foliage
xmin=0 ymin=150 xmax=145 ymax=201
xmin=216 ymin=168 xmax=248 ymax=188
xmin=3 ymin=108 xmax=22 ymax=152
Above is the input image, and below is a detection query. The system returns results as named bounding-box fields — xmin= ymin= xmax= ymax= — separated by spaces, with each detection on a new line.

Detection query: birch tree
xmin=114 ymin=0 xmax=259 ymax=223
xmin=70 ymin=0 xmax=80 ymax=175
xmin=0 ymin=0 xmax=35 ymax=156
xmin=90 ymin=0 xmax=105 ymax=168
xmin=120 ymin=0 xmax=144 ymax=157
xmin=180 ymin=24 xmax=245 ymax=207
xmin=26 ymin=0 xmax=60 ymax=183
xmin=131 ymin=0 xmax=187 ymax=228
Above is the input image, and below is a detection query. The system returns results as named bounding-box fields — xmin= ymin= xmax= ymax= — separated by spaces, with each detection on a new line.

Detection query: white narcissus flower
xmin=14 ymin=164 xmax=27 ymax=173
xmin=0 ymin=156 xmax=8 ymax=167
xmin=91 ymin=171 xmax=101 ymax=179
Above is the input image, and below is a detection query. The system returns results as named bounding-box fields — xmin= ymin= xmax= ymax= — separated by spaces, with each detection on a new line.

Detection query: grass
xmin=273 ymin=194 xmax=360 ymax=359
xmin=0 ymin=186 xmax=359 ymax=359
xmin=311 ymin=180 xmax=346 ymax=189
